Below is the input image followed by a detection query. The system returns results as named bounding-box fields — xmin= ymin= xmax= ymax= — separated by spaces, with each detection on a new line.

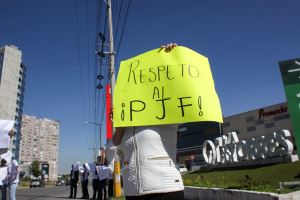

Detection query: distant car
xmin=179 ymin=167 xmax=188 ymax=173
xmin=30 ymin=179 xmax=45 ymax=188
xmin=66 ymin=180 xmax=71 ymax=186
xmin=56 ymin=181 xmax=62 ymax=186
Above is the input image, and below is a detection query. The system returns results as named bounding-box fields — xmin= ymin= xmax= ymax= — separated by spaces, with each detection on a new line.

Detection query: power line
xmin=27 ymin=60 xmax=95 ymax=77
xmin=0 ymin=7 xmax=19 ymax=47
xmin=29 ymin=56 xmax=94 ymax=69
xmin=24 ymin=92 xmax=43 ymax=119
xmin=87 ymin=0 xmax=92 ymax=139
xmin=32 ymin=76 xmax=55 ymax=120
xmin=115 ymin=0 xmax=131 ymax=63
xmin=75 ymin=0 xmax=88 ymax=142
xmin=4 ymin=57 xmax=73 ymax=160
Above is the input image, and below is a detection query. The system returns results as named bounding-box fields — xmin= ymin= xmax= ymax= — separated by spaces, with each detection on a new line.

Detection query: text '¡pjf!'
xmin=203 ymin=130 xmax=293 ymax=164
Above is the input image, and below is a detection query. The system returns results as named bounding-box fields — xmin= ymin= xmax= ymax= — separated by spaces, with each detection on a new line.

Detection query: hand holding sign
xmin=114 ymin=46 xmax=223 ymax=127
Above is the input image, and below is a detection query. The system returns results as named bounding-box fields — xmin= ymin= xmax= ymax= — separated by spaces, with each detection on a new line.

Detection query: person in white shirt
xmin=108 ymin=171 xmax=113 ymax=198
xmin=91 ymin=163 xmax=99 ymax=200
xmin=97 ymin=164 xmax=110 ymax=200
xmin=105 ymin=43 xmax=185 ymax=200
xmin=0 ymin=159 xmax=9 ymax=200
xmin=69 ymin=163 xmax=79 ymax=198
xmin=79 ymin=168 xmax=84 ymax=198
xmin=8 ymin=160 xmax=19 ymax=200
xmin=82 ymin=163 xmax=90 ymax=199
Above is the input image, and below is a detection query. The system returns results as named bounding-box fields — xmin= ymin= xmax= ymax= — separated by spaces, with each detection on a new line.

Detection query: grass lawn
xmin=19 ymin=181 xmax=56 ymax=188
xmin=108 ymin=194 xmax=125 ymax=200
xmin=182 ymin=161 xmax=300 ymax=190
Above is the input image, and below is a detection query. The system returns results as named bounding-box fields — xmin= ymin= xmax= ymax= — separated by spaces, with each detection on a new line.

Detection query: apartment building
xmin=20 ymin=114 xmax=60 ymax=181
xmin=0 ymin=45 xmax=26 ymax=161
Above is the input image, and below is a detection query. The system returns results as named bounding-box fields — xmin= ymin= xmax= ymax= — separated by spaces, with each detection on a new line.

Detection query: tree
xmin=29 ymin=160 xmax=42 ymax=178
xmin=60 ymin=174 xmax=71 ymax=181
xmin=24 ymin=176 xmax=32 ymax=181
xmin=19 ymin=171 xmax=25 ymax=180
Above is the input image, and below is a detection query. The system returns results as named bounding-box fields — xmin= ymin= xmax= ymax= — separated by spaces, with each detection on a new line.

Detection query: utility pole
xmin=107 ymin=0 xmax=121 ymax=197
xmin=87 ymin=140 xmax=97 ymax=162
xmin=108 ymin=0 xmax=115 ymax=136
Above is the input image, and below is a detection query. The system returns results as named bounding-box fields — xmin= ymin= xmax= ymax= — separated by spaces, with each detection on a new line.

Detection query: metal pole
xmin=107 ymin=1 xmax=121 ymax=197
xmin=107 ymin=0 xmax=115 ymax=136
xmin=94 ymin=141 xmax=97 ymax=163
xmin=100 ymin=124 xmax=102 ymax=149
xmin=88 ymin=141 xmax=97 ymax=162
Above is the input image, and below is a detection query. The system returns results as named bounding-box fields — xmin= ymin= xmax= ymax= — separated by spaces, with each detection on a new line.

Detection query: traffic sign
xmin=190 ymin=155 xmax=194 ymax=160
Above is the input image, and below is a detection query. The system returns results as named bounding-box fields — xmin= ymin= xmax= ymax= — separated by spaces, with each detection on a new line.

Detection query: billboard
xmin=41 ymin=164 xmax=49 ymax=181
xmin=279 ymin=58 xmax=300 ymax=158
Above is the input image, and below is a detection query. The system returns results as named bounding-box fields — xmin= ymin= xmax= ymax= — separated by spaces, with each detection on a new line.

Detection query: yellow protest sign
xmin=114 ymin=46 xmax=223 ymax=127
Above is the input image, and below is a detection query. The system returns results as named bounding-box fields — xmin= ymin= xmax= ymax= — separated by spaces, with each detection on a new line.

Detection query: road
xmin=15 ymin=185 xmax=95 ymax=200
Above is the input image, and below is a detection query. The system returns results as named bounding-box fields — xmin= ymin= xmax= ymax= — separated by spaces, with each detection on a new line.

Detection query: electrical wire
xmin=115 ymin=0 xmax=131 ymax=63
xmin=75 ymin=0 xmax=88 ymax=142
xmin=27 ymin=60 xmax=95 ymax=76
xmin=0 ymin=7 xmax=19 ymax=47
xmin=87 ymin=0 xmax=93 ymax=142
xmin=4 ymin=60 xmax=74 ymax=163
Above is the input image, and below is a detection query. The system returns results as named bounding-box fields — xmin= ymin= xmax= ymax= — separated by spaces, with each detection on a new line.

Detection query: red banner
xmin=106 ymin=85 xmax=112 ymax=139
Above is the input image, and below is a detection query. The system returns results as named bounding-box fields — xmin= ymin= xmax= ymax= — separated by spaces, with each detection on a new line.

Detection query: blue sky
xmin=1 ymin=0 xmax=299 ymax=174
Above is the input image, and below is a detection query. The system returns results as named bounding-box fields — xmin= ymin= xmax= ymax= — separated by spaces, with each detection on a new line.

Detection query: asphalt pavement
xmin=15 ymin=185 xmax=96 ymax=200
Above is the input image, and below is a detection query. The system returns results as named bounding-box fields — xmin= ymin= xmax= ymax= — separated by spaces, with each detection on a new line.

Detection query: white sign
xmin=87 ymin=163 xmax=97 ymax=173
xmin=203 ymin=130 xmax=293 ymax=164
xmin=115 ymin=174 xmax=120 ymax=183
xmin=0 ymin=135 xmax=10 ymax=149
xmin=0 ymin=120 xmax=14 ymax=149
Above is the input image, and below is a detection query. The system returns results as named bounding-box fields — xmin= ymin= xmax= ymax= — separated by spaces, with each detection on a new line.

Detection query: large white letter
xmin=237 ymin=140 xmax=248 ymax=161
xmin=265 ymin=132 xmax=278 ymax=157
xmin=228 ymin=143 xmax=238 ymax=162
xmin=246 ymin=138 xmax=257 ymax=160
xmin=256 ymin=136 xmax=268 ymax=159
xmin=230 ymin=132 xmax=239 ymax=143
xmin=219 ymin=146 xmax=226 ymax=163
xmin=202 ymin=140 xmax=216 ymax=164
xmin=276 ymin=130 xmax=293 ymax=156
xmin=214 ymin=137 xmax=222 ymax=163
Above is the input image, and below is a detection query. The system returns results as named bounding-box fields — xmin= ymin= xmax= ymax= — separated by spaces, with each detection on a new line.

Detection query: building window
xmin=274 ymin=114 xmax=290 ymax=122
xmin=255 ymin=119 xmax=264 ymax=125
xmin=265 ymin=122 xmax=275 ymax=129
xmin=223 ymin=122 xmax=230 ymax=128
xmin=247 ymin=126 xmax=256 ymax=132
xmin=246 ymin=116 xmax=254 ymax=123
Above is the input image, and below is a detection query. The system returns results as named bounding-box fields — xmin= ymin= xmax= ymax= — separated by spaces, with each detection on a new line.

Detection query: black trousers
xmin=92 ymin=179 xmax=99 ymax=198
xmin=108 ymin=179 xmax=113 ymax=197
xmin=98 ymin=179 xmax=107 ymax=200
xmin=82 ymin=180 xmax=89 ymax=198
xmin=125 ymin=191 xmax=185 ymax=200
xmin=70 ymin=179 xmax=78 ymax=198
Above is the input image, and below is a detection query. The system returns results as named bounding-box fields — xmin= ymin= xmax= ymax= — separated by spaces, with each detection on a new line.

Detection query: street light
xmin=83 ymin=122 xmax=102 ymax=149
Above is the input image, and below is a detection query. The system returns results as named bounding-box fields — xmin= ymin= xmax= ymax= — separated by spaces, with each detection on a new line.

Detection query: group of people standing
xmin=69 ymin=162 xmax=113 ymax=200
xmin=0 ymin=151 xmax=20 ymax=200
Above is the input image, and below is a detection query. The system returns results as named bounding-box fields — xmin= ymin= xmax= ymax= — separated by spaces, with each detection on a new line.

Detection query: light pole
xmin=87 ymin=140 xmax=97 ymax=162
xmin=83 ymin=122 xmax=102 ymax=150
